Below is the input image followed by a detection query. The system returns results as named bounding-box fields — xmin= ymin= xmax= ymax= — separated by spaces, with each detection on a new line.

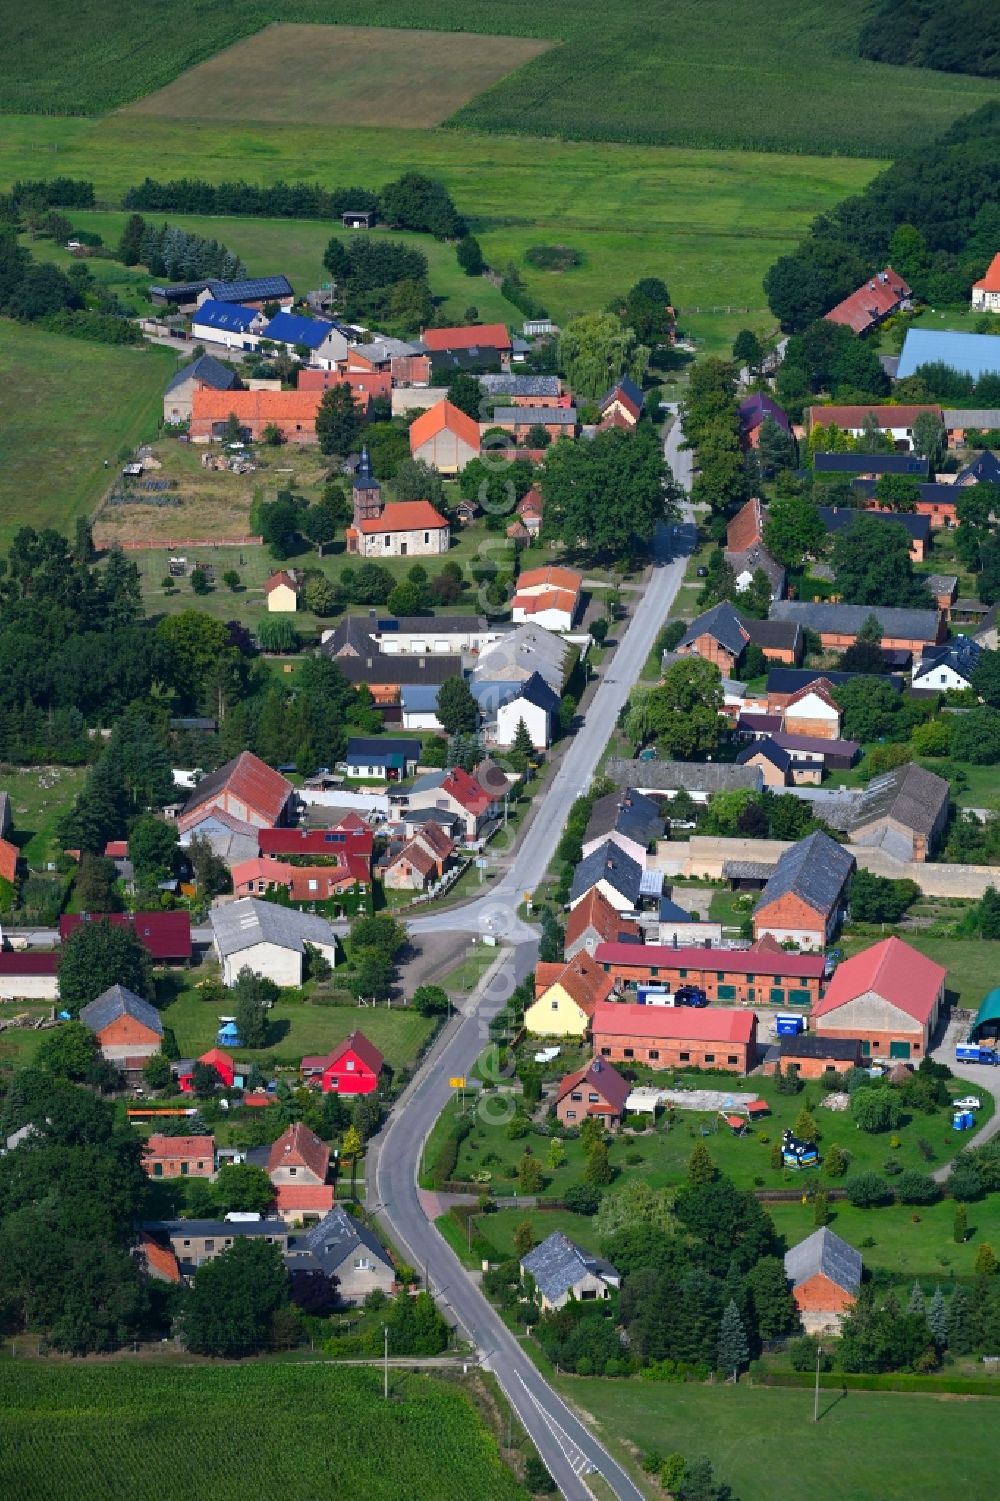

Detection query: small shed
xmin=343 ymin=209 xmax=376 ymax=229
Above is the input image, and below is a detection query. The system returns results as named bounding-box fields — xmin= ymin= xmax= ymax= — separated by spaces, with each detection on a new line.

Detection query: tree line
xmin=857 ymin=0 xmax=999 ymax=81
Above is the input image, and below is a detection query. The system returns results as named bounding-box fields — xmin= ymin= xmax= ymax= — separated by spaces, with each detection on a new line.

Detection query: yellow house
xmin=524 ymin=952 xmax=615 ymax=1037
xmin=265 ymin=570 xmax=299 ymax=613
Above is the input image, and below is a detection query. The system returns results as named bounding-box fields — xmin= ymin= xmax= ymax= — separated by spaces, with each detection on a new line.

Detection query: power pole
xmin=384 ymin=1324 xmax=389 ymax=1401
xmin=813 ymin=1343 xmax=823 ymax=1423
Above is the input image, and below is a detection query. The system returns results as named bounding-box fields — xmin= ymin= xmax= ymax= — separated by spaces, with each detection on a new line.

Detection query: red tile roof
xmin=824 ymin=268 xmax=910 ymax=335
xmin=181 ymin=751 xmax=293 ymax=828
xmin=512 ymin=586 xmax=578 ymax=618
xmin=593 ymin=999 xmax=756 ymax=1043
xmin=784 ymin=677 xmax=840 ymax=714
xmin=275 ymin=1184 xmax=335 ymax=1214
xmin=191 ymin=388 xmax=322 ymax=424
xmin=0 ymin=837 xmax=18 ymax=884
xmin=515 ymin=565 xmax=582 ymax=594
xmin=420 ymin=322 xmax=510 ymax=352
xmin=594 ymin=941 xmax=826 ymax=979
xmin=258 ymin=822 xmax=374 ymax=861
xmin=145 ymin=1134 xmax=215 ymax=1160
xmin=536 ymin=951 xmax=615 ymax=1017
xmin=59 ymin=911 xmax=192 ymax=961
xmin=141 ymin=1232 xmax=182 ymax=1284
xmin=408 ymin=399 xmax=481 ymax=454
xmin=807 ymin=405 xmax=942 ymax=431
xmin=726 ymin=498 xmax=765 ymax=554
xmin=356 ymin=500 xmax=449 ymax=536
xmin=564 ymin=889 xmax=641 ymax=953
xmin=298 ymin=368 xmax=392 ymax=398
xmin=974 ymin=253 xmax=1000 ymax=295
xmin=813 ymin=936 xmax=945 ymax=1024
xmin=323 ymin=1029 xmax=384 ymax=1078
xmin=389 ymin=839 xmax=437 ymax=879
xmin=267 ymin=1122 xmax=330 ymax=1180
xmin=555 ymin=1057 xmax=630 ymax=1111
xmin=265 ymin=570 xmax=298 ymax=596
xmin=103 ymin=840 xmax=129 ymax=860
xmin=441 ymin=766 xmax=493 ymax=816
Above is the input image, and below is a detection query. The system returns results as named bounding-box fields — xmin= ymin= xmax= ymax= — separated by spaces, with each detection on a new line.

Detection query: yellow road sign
xmin=449 ymin=1077 xmax=467 ymax=1089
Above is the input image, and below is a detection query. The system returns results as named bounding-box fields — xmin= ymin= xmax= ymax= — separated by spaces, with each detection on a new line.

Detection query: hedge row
xmin=429 ymin=1116 xmax=472 ymax=1190
xmin=755 ymin=1369 xmax=1000 ymax=1397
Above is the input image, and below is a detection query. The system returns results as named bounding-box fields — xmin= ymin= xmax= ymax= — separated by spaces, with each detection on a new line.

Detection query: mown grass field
xmin=126 ymin=23 xmax=552 ymax=129
xmin=2 ymin=764 xmax=88 ymax=869
xmin=0 ymin=321 xmax=175 ymax=550
xmin=562 ymin=1378 xmax=1000 ymax=1501
xmin=0 ymin=1362 xmax=529 ymax=1501
xmin=2 ymin=0 xmax=997 ymax=156
xmin=768 ymin=1195 xmax=1000 ymax=1280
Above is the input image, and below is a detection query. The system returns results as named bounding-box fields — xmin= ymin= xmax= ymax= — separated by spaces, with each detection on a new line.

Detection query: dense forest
xmin=858 ymin=0 xmax=1000 ymax=81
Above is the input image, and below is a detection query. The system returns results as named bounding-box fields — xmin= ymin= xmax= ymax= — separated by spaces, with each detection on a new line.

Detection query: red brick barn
xmin=591 ymin=1001 xmax=757 ymax=1073
xmin=79 ymin=984 xmax=164 ymax=1061
xmin=784 ymin=1227 xmax=863 ymax=1334
xmin=143 ymin=1134 xmax=216 ymax=1179
xmin=811 ymin=935 xmax=945 ymax=1061
xmin=594 ymin=942 xmax=824 ymax=1008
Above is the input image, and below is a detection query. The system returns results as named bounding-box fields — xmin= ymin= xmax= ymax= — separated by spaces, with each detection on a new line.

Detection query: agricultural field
xmin=155 ymin=968 xmax=436 ymax=1070
xmin=562 ymin=1377 xmax=1000 ymax=1501
xmin=2 ymin=1 xmax=998 ymax=157
xmin=0 ymin=120 xmax=878 ymax=350
xmin=126 ymin=24 xmax=553 ymax=130
xmin=0 ymin=322 xmax=175 ymax=550
xmin=0 ymin=1362 xmax=529 ymax=1501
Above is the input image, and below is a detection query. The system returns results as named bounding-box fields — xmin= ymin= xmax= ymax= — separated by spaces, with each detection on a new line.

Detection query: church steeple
xmin=352 ymin=447 xmax=382 ymax=524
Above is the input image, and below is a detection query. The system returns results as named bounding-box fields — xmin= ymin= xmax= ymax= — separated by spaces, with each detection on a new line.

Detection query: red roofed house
xmin=726 ymin=497 xmax=765 ymax=554
xmin=178 ymin=751 xmax=295 ymax=835
xmin=231 ymin=855 xmax=370 ymax=902
xmin=512 ymin=565 xmax=583 ymax=633
xmin=972 ymin=252 xmax=1000 ymax=314
xmin=143 ymin=1134 xmax=215 ymax=1179
xmin=176 ymin=1048 xmax=237 ymax=1093
xmin=383 ymin=822 xmax=455 ymax=891
xmin=593 ymin=941 xmax=824 ymax=1008
xmin=301 ymin=1029 xmax=384 ymax=1095
xmin=598 ymin=377 xmax=644 ymax=428
xmin=404 ymin=765 xmax=501 ymax=840
xmin=593 ymin=1000 xmax=757 ymax=1072
xmin=408 ymin=400 xmax=482 ymax=474
xmin=824 ymin=268 xmax=911 ymax=337
xmin=812 ymin=935 xmax=946 ymax=1061
xmin=265 ymin=570 xmax=299 ymax=613
xmin=782 ymin=678 xmax=842 ymax=740
xmin=268 ymin=1123 xmax=333 ymax=1218
xmin=517 ymin=487 xmax=543 ymax=536
xmin=0 ymin=837 xmax=18 ymax=884
xmin=806 ymin=405 xmax=942 ymax=452
xmin=298 ymin=368 xmax=393 ymax=401
xmin=420 ymin=323 xmax=511 ymax=362
xmin=554 ymin=1057 xmax=631 ymax=1130
xmin=345 ymin=499 xmax=450 ymax=558
xmin=140 ymin=1232 xmax=182 ymax=1284
xmin=524 ymin=951 xmax=616 ymax=1037
xmin=190 ymin=388 xmax=323 ymax=444
xmin=60 ymin=910 xmax=192 ymax=962
xmin=259 ymin=814 xmax=374 ymax=866
xmin=564 ymin=888 xmax=641 ymax=961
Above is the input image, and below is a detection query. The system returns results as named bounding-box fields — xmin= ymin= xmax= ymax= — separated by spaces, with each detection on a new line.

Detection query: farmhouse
xmin=268 ymin=1123 xmax=330 ymax=1191
xmin=784 ymin=1227 xmax=862 ymax=1334
xmin=402 ymin=766 xmax=500 ymax=840
xmin=492 ymin=406 xmax=577 ymax=440
xmin=813 ymin=935 xmax=945 ymax=1060
xmin=260 ymin=310 xmax=335 ymax=358
xmin=264 ymin=570 xmax=299 ymax=612
xmin=299 ymin=367 xmax=391 ymax=401
xmin=301 ymin=1030 xmax=384 ymax=1095
xmin=475 ymin=672 xmax=561 ymax=750
xmin=569 ymin=841 xmax=643 ymax=913
xmin=737 ymin=738 xmax=822 ymax=787
xmin=382 ymin=822 xmax=455 ymax=890
xmin=768 ymin=601 xmax=944 ymax=655
xmin=189 ymin=300 xmax=262 ymax=350
xmin=554 ymin=1057 xmax=630 ymax=1130
xmin=782 ymin=678 xmax=842 ymax=739
xmin=752 ymin=831 xmax=855 ymax=950
xmin=144 ymin=1217 xmax=288 ymax=1275
xmin=521 ymin=1232 xmax=620 ymax=1312
xmin=511 ymin=565 xmax=583 ymax=632
xmin=583 ymin=788 xmax=665 ymax=865
xmin=474 ymin=623 xmax=572 ymax=696
xmin=407 ymin=400 xmax=481 ymax=474
xmin=179 ymin=752 xmax=295 ymax=834
xmin=824 ymin=267 xmax=910 ymax=336
xmin=344 ymin=736 xmax=421 ymax=780
xmin=605 ymin=757 xmax=763 ymax=803
xmin=0 ymin=950 xmax=56 ymax=1000
xmin=210 ymin=898 xmax=338 ymax=986
xmin=143 ymin=1135 xmax=215 ymax=1180
xmin=911 ymin=635 xmax=982 ymax=692
xmin=421 ymin=323 xmax=512 ymax=367
xmin=564 ymin=888 xmax=642 ymax=961
xmin=656 ymin=897 xmax=723 ymax=949
xmin=593 ymin=941 xmax=824 ymax=1007
xmin=972 ymin=253 xmax=1000 ymax=313
xmin=189 ymin=388 xmax=322 ymax=444
xmin=765 ymin=666 xmax=904 ymax=715
xmin=79 ymin=984 xmax=164 ymax=1061
xmin=345 ymin=500 xmax=450 ymax=558
xmin=592 ymin=1000 xmax=757 ymax=1073
xmin=598 ymin=376 xmax=644 ymax=427
xmin=847 ymin=762 xmax=949 ymax=863
xmin=481 ymin=374 xmax=563 ymax=404
xmin=805 ymin=405 xmax=943 ymax=451
xmin=525 ymin=950 xmax=615 ymax=1037
xmin=231 ymin=855 xmax=368 ymax=904
xmin=677 ymin=603 xmax=801 ymax=675
xmin=162 ymin=353 xmax=238 ymax=424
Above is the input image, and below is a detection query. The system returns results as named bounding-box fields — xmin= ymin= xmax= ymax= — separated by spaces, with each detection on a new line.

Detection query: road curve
xmin=369 ymin=475 xmax=694 ymax=1499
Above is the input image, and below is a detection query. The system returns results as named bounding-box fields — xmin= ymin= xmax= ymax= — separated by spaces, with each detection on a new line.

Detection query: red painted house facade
xmin=301 ymin=1029 xmax=384 ymax=1095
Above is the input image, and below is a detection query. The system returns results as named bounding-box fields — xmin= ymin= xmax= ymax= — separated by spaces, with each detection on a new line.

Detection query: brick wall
xmin=599 ymin=953 xmax=821 ymax=1006
xmin=593 ymin=1031 xmax=753 ymax=1073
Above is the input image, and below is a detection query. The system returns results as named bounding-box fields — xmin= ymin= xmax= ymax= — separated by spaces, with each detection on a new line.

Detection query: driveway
xmin=931 ymin=1014 xmax=1000 ymax=1180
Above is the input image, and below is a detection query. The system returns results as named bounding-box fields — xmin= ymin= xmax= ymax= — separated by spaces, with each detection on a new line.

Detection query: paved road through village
xmin=369 ymin=424 xmax=694 ymax=1499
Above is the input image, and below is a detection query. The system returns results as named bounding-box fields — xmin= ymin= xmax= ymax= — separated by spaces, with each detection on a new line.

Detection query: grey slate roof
xmin=480 ymin=374 xmax=561 ymax=397
xmin=770 ymin=601 xmax=941 ymax=644
xmin=737 ymin=738 xmax=792 ymax=774
xmin=570 ymin=841 xmax=643 ymax=908
xmin=766 ymin=667 xmax=903 ymax=697
xmin=145 ymin=1217 xmax=287 ymax=1240
xmin=679 ymin=602 xmax=748 ymax=657
xmin=606 ymin=758 xmax=763 ymax=795
xmin=474 ymin=624 xmax=570 ymax=693
xmin=757 ymin=830 xmax=855 ymax=919
xmin=586 ymin=789 xmax=665 ymax=849
xmin=165 ymin=353 xmax=237 ymax=395
xmin=817 ymin=506 xmax=931 ymax=543
xmin=493 ymin=406 xmax=577 ymax=426
xmin=79 ymin=985 xmax=163 ymax=1038
xmin=521 ymin=1231 xmax=619 ymax=1304
xmin=510 ymin=671 xmax=561 ymax=714
xmin=210 ymin=898 xmax=337 ymax=959
xmin=725 ymin=543 xmax=786 ymax=595
xmin=399 ymin=684 xmax=442 ymax=712
xmin=784 ymin=1226 xmax=862 ymax=1295
xmin=848 ymin=762 xmax=950 ymax=838
xmin=722 ymin=859 xmax=776 ymax=881
xmin=942 ymin=410 xmax=1000 ymax=432
xmin=912 ymin=635 xmax=982 ymax=685
xmin=746 ymin=618 xmax=802 ymax=653
xmin=286 ymin=1206 xmax=392 ymax=1276
xmin=956 ymin=450 xmax=1000 ymax=486
xmin=345 ymin=736 xmax=421 ymax=764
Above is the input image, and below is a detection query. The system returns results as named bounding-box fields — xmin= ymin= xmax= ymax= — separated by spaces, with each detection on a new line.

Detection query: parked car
xmin=674 ymin=985 xmax=708 ymax=1008
xmin=955 ymin=1095 xmax=982 ymax=1111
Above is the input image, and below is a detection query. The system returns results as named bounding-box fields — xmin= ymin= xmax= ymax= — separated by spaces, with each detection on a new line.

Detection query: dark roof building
xmin=813 ymin=451 xmax=927 ymax=477
xmin=164 ymin=353 xmax=237 ymax=397
xmin=848 ymin=762 xmax=950 ymax=863
xmin=585 ymin=788 xmax=665 ymax=851
xmin=912 ymin=635 xmax=982 ymax=689
xmin=520 ymin=1231 xmax=620 ymax=1309
xmin=569 ymin=841 xmax=644 ymax=910
xmin=769 ymin=601 xmax=943 ymax=647
xmin=79 ymin=985 xmax=163 ymax=1038
xmin=738 ymin=391 xmax=790 ymax=436
xmin=957 ymin=450 xmax=1000 ymax=486
xmin=606 ymin=758 xmax=763 ymax=798
xmin=754 ymin=831 xmax=855 ymax=946
xmin=817 ymin=506 xmax=931 ymax=546
xmin=679 ymin=601 xmax=749 ymax=659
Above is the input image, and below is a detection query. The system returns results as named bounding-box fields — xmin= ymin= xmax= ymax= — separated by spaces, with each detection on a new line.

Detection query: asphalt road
xmin=369 ymin=444 xmax=695 ymax=1499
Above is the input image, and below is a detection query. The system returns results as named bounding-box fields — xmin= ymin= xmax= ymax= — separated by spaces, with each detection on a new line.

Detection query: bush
xmin=846 ymin=1171 xmax=894 ymax=1208
xmin=789 ymin=1335 xmax=832 ymax=1373
xmin=562 ymin=1184 xmax=602 ymax=1215
xmin=525 ymin=245 xmax=583 ymax=271
xmin=949 ymin=1161 xmax=986 ymax=1201
xmin=895 ymin=1170 xmax=939 ymax=1205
